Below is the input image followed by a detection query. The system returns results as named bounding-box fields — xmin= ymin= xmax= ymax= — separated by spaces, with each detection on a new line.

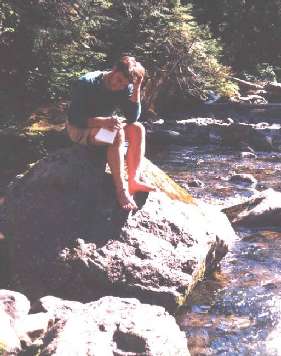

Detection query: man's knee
xmin=126 ymin=122 xmax=145 ymax=136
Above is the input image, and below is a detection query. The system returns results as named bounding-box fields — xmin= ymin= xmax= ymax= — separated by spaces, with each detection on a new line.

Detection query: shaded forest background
xmin=1 ymin=0 xmax=281 ymax=125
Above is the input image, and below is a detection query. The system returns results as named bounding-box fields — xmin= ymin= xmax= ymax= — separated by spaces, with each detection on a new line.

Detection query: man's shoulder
xmin=78 ymin=71 xmax=105 ymax=86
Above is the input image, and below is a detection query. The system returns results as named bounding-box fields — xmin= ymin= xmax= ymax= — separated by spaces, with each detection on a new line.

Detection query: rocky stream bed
xmin=1 ymin=103 xmax=281 ymax=355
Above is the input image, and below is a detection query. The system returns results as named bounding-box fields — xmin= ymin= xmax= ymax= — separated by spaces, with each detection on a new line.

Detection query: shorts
xmin=66 ymin=120 xmax=128 ymax=154
xmin=66 ymin=120 xmax=97 ymax=146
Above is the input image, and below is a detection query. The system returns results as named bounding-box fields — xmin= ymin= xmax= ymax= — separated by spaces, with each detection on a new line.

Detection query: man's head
xmin=105 ymin=56 xmax=145 ymax=91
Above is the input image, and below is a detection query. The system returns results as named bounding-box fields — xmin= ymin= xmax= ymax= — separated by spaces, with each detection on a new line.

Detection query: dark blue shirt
xmin=68 ymin=71 xmax=141 ymax=128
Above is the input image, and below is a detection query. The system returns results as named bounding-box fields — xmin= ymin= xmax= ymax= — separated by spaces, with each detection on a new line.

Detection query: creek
xmin=151 ymin=144 xmax=281 ymax=356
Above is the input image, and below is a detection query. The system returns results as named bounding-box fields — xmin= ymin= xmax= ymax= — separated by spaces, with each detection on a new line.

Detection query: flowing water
xmin=151 ymin=145 xmax=281 ymax=356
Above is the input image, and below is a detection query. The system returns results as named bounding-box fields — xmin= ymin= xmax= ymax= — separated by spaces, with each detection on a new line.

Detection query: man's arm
xmin=68 ymin=80 xmax=92 ymax=128
xmin=69 ymin=78 xmax=124 ymax=130
xmin=129 ymin=79 xmax=142 ymax=103
xmin=88 ymin=116 xmax=125 ymax=130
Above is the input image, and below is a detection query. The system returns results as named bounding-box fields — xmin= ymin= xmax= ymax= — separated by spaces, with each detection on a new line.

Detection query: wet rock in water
xmin=187 ymin=179 xmax=205 ymax=188
xmin=222 ymin=189 xmax=281 ymax=226
xmin=239 ymin=152 xmax=257 ymax=159
xmin=158 ymin=118 xmax=281 ymax=151
xmin=229 ymin=173 xmax=257 ymax=187
xmin=0 ymin=145 xmax=236 ymax=310
xmin=236 ymin=94 xmax=268 ymax=104
xmin=0 ymin=291 xmax=189 ymax=356
xmin=209 ymin=128 xmax=223 ymax=144
xmin=238 ymin=141 xmax=256 ymax=153
xmin=147 ymin=129 xmax=184 ymax=145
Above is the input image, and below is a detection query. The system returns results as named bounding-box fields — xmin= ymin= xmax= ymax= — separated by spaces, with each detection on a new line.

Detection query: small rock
xmin=239 ymin=152 xmax=257 ymax=159
xmin=0 ymin=290 xmax=30 ymax=322
xmin=229 ymin=173 xmax=257 ymax=187
xmin=263 ymin=282 xmax=278 ymax=290
xmin=226 ymin=117 xmax=234 ymax=125
xmin=150 ymin=129 xmax=183 ymax=145
xmin=209 ymin=129 xmax=223 ymax=144
xmin=187 ymin=179 xmax=204 ymax=188
xmin=239 ymin=142 xmax=256 ymax=153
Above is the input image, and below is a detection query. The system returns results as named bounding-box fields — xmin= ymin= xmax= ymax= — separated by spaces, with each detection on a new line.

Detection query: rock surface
xmin=1 ymin=145 xmax=236 ymax=310
xmin=0 ymin=290 xmax=31 ymax=354
xmin=239 ymin=151 xmax=257 ymax=159
xmin=229 ymin=173 xmax=257 ymax=187
xmin=0 ymin=291 xmax=189 ymax=356
xmin=222 ymin=189 xmax=281 ymax=226
xmin=0 ymin=289 xmax=30 ymax=321
xmin=39 ymin=296 xmax=188 ymax=356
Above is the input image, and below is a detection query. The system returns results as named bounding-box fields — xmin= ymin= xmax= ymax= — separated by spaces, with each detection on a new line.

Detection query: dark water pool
xmin=151 ymin=145 xmax=281 ymax=356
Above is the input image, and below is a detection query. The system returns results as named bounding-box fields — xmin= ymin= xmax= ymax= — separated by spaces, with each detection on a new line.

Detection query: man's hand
xmin=87 ymin=116 xmax=125 ymax=129
xmin=103 ymin=116 xmax=125 ymax=130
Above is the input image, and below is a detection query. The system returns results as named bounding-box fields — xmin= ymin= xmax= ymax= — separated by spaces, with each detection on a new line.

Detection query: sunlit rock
xmin=39 ymin=296 xmax=189 ymax=356
xmin=222 ymin=189 xmax=281 ymax=226
xmin=239 ymin=152 xmax=257 ymax=159
xmin=0 ymin=290 xmax=30 ymax=354
xmin=1 ymin=146 xmax=236 ymax=310
xmin=0 ymin=291 xmax=189 ymax=356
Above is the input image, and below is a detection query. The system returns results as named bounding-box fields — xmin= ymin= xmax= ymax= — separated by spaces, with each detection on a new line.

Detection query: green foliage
xmin=189 ymin=0 xmax=281 ymax=72
xmin=0 ymin=0 xmax=109 ymax=109
xmin=0 ymin=0 xmax=236 ymax=121
xmin=255 ymin=63 xmax=277 ymax=82
xmin=101 ymin=1 xmax=236 ymax=107
xmin=241 ymin=63 xmax=279 ymax=83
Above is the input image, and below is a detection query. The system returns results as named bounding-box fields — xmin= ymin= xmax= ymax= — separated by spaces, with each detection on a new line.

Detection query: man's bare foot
xmin=128 ymin=179 xmax=156 ymax=195
xmin=117 ymin=189 xmax=138 ymax=211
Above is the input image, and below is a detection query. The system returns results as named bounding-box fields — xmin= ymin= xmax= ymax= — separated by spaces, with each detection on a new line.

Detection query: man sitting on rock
xmin=67 ymin=55 xmax=155 ymax=210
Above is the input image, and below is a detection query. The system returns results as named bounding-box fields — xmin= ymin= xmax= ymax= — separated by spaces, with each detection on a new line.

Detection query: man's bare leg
xmin=106 ymin=129 xmax=138 ymax=210
xmin=125 ymin=122 xmax=156 ymax=194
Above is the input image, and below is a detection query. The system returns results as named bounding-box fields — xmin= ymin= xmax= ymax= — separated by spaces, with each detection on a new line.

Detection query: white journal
xmin=95 ymin=128 xmax=117 ymax=144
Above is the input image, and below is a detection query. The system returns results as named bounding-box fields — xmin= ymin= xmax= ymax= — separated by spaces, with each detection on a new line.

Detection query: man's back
xmin=68 ymin=71 xmax=135 ymax=128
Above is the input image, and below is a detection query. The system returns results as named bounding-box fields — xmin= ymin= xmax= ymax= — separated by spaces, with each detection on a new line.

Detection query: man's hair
xmin=114 ymin=56 xmax=144 ymax=82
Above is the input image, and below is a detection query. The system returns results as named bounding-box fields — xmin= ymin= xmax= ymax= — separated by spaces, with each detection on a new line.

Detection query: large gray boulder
xmin=0 ymin=291 xmax=189 ymax=356
xmin=1 ymin=145 xmax=236 ymax=309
